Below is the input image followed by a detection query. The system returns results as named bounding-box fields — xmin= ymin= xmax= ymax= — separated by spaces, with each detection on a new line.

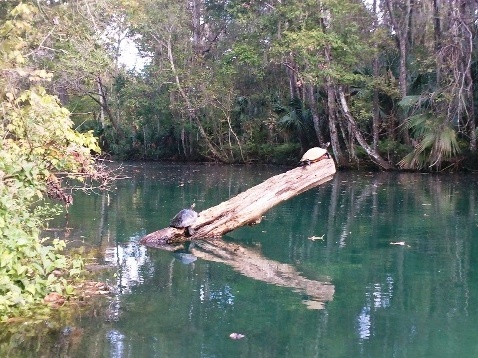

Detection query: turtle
xmin=170 ymin=203 xmax=199 ymax=236
xmin=298 ymin=144 xmax=330 ymax=166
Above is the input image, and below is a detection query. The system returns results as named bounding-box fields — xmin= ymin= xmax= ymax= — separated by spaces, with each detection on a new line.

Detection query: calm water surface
xmin=3 ymin=163 xmax=478 ymax=358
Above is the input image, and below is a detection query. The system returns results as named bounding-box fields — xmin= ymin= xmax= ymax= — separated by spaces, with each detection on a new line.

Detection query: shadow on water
xmin=2 ymin=163 xmax=478 ymax=357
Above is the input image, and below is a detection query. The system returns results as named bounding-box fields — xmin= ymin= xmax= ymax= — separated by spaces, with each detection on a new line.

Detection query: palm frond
xmin=278 ymin=112 xmax=299 ymax=129
xmin=399 ymin=114 xmax=460 ymax=170
xmin=398 ymin=95 xmax=421 ymax=110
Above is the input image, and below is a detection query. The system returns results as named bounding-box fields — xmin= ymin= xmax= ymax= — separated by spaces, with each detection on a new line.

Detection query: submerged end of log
xmin=140 ymin=227 xmax=187 ymax=247
xmin=141 ymin=158 xmax=336 ymax=247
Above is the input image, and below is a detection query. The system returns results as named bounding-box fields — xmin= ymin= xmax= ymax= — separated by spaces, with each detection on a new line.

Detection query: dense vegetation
xmin=0 ymin=3 xmax=111 ymax=319
xmin=8 ymin=0 xmax=475 ymax=170
xmin=0 ymin=0 xmax=475 ymax=320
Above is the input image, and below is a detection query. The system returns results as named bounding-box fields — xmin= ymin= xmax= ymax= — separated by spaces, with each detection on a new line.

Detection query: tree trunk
xmin=140 ymin=158 xmax=336 ymax=245
xmin=286 ymin=54 xmax=301 ymax=99
xmin=318 ymin=4 xmax=344 ymax=165
xmin=469 ymin=96 xmax=476 ymax=151
xmin=88 ymin=76 xmax=122 ymax=137
xmin=433 ymin=0 xmax=442 ymax=85
xmin=337 ymin=87 xmax=393 ymax=170
xmin=97 ymin=81 xmax=105 ymax=128
xmin=456 ymin=0 xmax=476 ymax=152
xmin=163 ymin=33 xmax=228 ymax=162
xmin=191 ymin=0 xmax=202 ymax=54
xmin=306 ymin=84 xmax=325 ymax=144
xmin=385 ymin=0 xmax=411 ymax=145
xmin=372 ymin=0 xmax=380 ymax=150
xmin=372 ymin=60 xmax=380 ymax=150
xmin=326 ymin=79 xmax=344 ymax=165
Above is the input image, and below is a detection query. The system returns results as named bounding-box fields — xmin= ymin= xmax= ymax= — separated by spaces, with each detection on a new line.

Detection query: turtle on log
xmin=170 ymin=203 xmax=199 ymax=236
xmin=298 ymin=144 xmax=330 ymax=166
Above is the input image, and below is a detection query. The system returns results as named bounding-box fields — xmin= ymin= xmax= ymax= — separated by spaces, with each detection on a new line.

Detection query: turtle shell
xmin=299 ymin=147 xmax=329 ymax=165
xmin=170 ymin=207 xmax=198 ymax=228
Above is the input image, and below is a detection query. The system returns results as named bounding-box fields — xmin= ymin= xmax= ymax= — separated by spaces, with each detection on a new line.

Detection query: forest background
xmin=3 ymin=0 xmax=478 ymax=171
xmin=1 ymin=0 xmax=477 ymax=320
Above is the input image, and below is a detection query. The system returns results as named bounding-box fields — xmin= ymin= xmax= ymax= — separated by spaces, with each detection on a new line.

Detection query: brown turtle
xmin=170 ymin=203 xmax=199 ymax=236
xmin=298 ymin=145 xmax=330 ymax=166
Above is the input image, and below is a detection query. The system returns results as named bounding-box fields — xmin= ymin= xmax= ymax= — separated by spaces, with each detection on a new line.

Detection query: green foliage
xmin=399 ymin=114 xmax=459 ymax=170
xmin=242 ymin=142 xmax=301 ymax=164
xmin=0 ymin=3 xmax=101 ymax=320
xmin=270 ymin=0 xmax=374 ymax=86
xmin=377 ymin=139 xmax=412 ymax=163
xmin=276 ymin=97 xmax=315 ymax=148
xmin=0 ymin=130 xmax=83 ymax=319
xmin=398 ymin=95 xmax=460 ymax=170
xmin=4 ymin=0 xmax=473 ymax=169
xmin=223 ymin=44 xmax=262 ymax=69
xmin=5 ymin=88 xmax=100 ymax=168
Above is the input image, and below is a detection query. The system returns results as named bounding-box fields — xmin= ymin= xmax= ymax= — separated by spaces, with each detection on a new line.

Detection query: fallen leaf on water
xmin=308 ymin=235 xmax=324 ymax=241
xmin=390 ymin=241 xmax=410 ymax=247
xmin=229 ymin=333 xmax=245 ymax=340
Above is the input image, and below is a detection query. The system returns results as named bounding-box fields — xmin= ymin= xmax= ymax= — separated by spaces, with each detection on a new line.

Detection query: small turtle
xmin=298 ymin=144 xmax=330 ymax=166
xmin=170 ymin=203 xmax=199 ymax=236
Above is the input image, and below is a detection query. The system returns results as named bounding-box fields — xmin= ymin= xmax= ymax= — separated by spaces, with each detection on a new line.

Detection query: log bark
xmin=140 ymin=158 xmax=336 ymax=246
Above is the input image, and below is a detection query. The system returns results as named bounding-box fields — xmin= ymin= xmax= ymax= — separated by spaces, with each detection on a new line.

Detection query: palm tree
xmin=398 ymin=93 xmax=460 ymax=170
xmin=276 ymin=97 xmax=315 ymax=152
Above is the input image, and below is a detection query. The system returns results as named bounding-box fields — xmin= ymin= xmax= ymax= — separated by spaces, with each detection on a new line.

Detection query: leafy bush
xmin=0 ymin=4 xmax=101 ymax=320
xmin=0 ymin=90 xmax=92 ymax=320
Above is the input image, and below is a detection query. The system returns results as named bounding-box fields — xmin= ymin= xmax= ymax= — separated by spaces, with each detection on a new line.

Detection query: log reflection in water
xmin=189 ymin=239 xmax=334 ymax=309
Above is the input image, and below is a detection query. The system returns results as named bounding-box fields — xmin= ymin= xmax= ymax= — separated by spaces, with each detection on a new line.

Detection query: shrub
xmin=0 ymin=4 xmax=102 ymax=320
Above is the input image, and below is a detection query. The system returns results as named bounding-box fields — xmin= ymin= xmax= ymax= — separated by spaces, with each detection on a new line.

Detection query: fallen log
xmin=140 ymin=158 xmax=336 ymax=246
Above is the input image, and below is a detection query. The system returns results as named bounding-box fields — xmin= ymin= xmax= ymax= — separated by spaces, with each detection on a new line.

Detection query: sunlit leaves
xmin=3 ymin=86 xmax=100 ymax=176
xmin=0 ymin=3 xmax=105 ymax=320
xmin=270 ymin=0 xmax=374 ymax=87
xmin=222 ymin=43 xmax=262 ymax=70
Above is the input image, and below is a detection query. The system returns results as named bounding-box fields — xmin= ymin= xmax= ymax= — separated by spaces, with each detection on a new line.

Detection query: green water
xmin=3 ymin=163 xmax=478 ymax=358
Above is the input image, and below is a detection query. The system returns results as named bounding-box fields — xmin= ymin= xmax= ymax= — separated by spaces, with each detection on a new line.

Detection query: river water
xmin=3 ymin=163 xmax=478 ymax=357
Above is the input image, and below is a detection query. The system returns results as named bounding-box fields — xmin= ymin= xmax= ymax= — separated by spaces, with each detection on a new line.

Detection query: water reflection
xmin=357 ymin=306 xmax=371 ymax=340
xmin=190 ymin=239 xmax=334 ymax=309
xmin=104 ymin=241 xmax=150 ymax=293
xmin=3 ymin=164 xmax=478 ymax=358
xmin=357 ymin=275 xmax=394 ymax=341
xmin=200 ymin=284 xmax=235 ymax=306
xmin=106 ymin=329 xmax=126 ymax=358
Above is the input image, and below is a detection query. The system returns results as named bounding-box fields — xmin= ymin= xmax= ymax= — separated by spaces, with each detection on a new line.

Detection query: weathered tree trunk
xmin=337 ymin=87 xmax=393 ymax=170
xmin=319 ymin=6 xmax=344 ymax=166
xmin=372 ymin=0 xmax=380 ymax=151
xmin=372 ymin=63 xmax=380 ymax=150
xmin=326 ymin=80 xmax=343 ymax=165
xmin=88 ymin=76 xmax=122 ymax=137
xmin=285 ymin=54 xmax=301 ymax=99
xmin=385 ymin=0 xmax=411 ymax=145
xmin=459 ymin=0 xmax=476 ymax=152
xmin=141 ymin=158 xmax=336 ymax=246
xmin=161 ymin=32 xmax=227 ymax=162
xmin=306 ymin=84 xmax=326 ymax=145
